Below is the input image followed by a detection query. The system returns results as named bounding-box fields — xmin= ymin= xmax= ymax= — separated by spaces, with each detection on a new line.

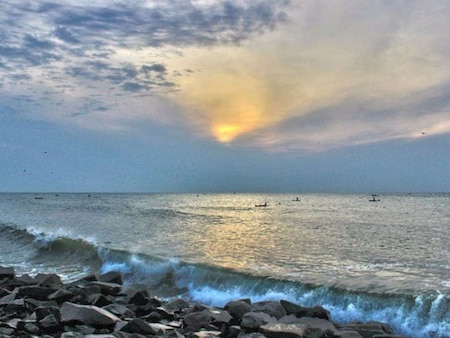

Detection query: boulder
xmin=119 ymin=317 xmax=157 ymax=335
xmin=183 ymin=311 xmax=213 ymax=331
xmin=161 ymin=297 xmax=191 ymax=313
xmin=260 ymin=322 xmax=307 ymax=337
xmin=280 ymin=299 xmax=303 ymax=315
xmin=205 ymin=308 xmax=233 ymax=325
xmin=60 ymin=302 xmax=120 ymax=327
xmin=240 ymin=312 xmax=277 ymax=331
xmin=99 ymin=271 xmax=123 ymax=285
xmin=0 ymin=266 xmax=15 ymax=280
xmin=251 ymin=301 xmax=287 ymax=319
xmin=34 ymin=273 xmax=62 ymax=287
xmin=342 ymin=321 xmax=394 ymax=338
xmin=17 ymin=285 xmax=58 ymax=301
xmin=295 ymin=305 xmax=331 ymax=320
xmin=224 ymin=300 xmax=252 ymax=321
xmin=87 ymin=281 xmax=122 ymax=296
xmin=127 ymin=289 xmax=149 ymax=306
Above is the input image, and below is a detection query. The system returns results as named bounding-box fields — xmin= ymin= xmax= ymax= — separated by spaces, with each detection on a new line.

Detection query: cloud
xmin=166 ymin=1 xmax=450 ymax=150
xmin=0 ymin=0 xmax=288 ymax=133
xmin=1 ymin=0 xmax=450 ymax=152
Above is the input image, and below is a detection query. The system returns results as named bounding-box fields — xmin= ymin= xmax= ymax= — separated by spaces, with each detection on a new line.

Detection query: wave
xmin=97 ymin=248 xmax=449 ymax=337
xmin=1 ymin=222 xmax=448 ymax=337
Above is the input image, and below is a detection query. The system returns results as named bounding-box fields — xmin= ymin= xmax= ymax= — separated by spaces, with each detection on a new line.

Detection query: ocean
xmin=0 ymin=192 xmax=449 ymax=337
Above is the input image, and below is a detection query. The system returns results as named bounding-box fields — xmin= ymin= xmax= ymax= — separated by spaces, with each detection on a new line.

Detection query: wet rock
xmin=0 ymin=267 xmax=15 ymax=280
xmin=119 ymin=317 xmax=157 ymax=335
xmin=224 ymin=300 xmax=252 ymax=322
xmin=0 ymin=267 xmax=406 ymax=338
xmin=251 ymin=301 xmax=287 ymax=319
xmin=34 ymin=273 xmax=63 ymax=287
xmin=183 ymin=311 xmax=213 ymax=331
xmin=17 ymin=285 xmax=58 ymax=301
xmin=294 ymin=305 xmax=331 ymax=320
xmin=341 ymin=321 xmax=394 ymax=338
xmin=60 ymin=302 xmax=120 ymax=327
xmin=99 ymin=271 xmax=123 ymax=285
xmin=260 ymin=322 xmax=307 ymax=337
xmin=240 ymin=311 xmax=277 ymax=331
xmin=88 ymin=281 xmax=123 ymax=296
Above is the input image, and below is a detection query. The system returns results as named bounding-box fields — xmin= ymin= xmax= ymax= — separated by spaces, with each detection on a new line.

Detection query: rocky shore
xmin=0 ymin=266 xmax=409 ymax=337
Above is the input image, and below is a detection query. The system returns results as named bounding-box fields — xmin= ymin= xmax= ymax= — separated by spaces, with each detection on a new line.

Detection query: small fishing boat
xmin=369 ymin=194 xmax=380 ymax=202
xmin=255 ymin=202 xmax=268 ymax=207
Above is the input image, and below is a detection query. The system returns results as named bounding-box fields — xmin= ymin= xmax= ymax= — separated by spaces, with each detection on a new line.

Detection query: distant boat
xmin=255 ymin=202 xmax=268 ymax=207
xmin=292 ymin=197 xmax=300 ymax=201
xmin=369 ymin=194 xmax=380 ymax=202
xmin=34 ymin=196 xmax=43 ymax=200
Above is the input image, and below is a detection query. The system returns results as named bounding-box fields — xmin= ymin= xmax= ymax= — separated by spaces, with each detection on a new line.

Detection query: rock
xmin=48 ymin=288 xmax=75 ymax=304
xmin=127 ymin=289 xmax=149 ymax=306
xmin=148 ymin=322 xmax=176 ymax=335
xmin=119 ymin=317 xmax=157 ymax=335
xmin=240 ymin=312 xmax=277 ymax=331
xmin=193 ymin=330 xmax=222 ymax=337
xmin=251 ymin=301 xmax=287 ymax=319
xmin=87 ymin=281 xmax=122 ymax=296
xmin=34 ymin=305 xmax=61 ymax=321
xmin=260 ymin=322 xmax=307 ymax=337
xmin=34 ymin=273 xmax=62 ymax=287
xmin=102 ymin=303 xmax=135 ymax=319
xmin=342 ymin=322 xmax=394 ymax=338
xmin=162 ymin=297 xmax=191 ymax=313
xmin=99 ymin=271 xmax=123 ymax=285
xmin=280 ymin=299 xmax=303 ymax=315
xmin=205 ymin=308 xmax=233 ymax=325
xmin=38 ymin=313 xmax=63 ymax=332
xmin=297 ymin=317 xmax=338 ymax=332
xmin=60 ymin=302 xmax=120 ymax=327
xmin=183 ymin=311 xmax=213 ymax=331
xmin=17 ymin=285 xmax=58 ymax=301
xmin=224 ymin=300 xmax=252 ymax=321
xmin=0 ymin=266 xmax=15 ymax=280
xmin=294 ymin=305 xmax=331 ymax=320
xmin=87 ymin=293 xmax=113 ymax=307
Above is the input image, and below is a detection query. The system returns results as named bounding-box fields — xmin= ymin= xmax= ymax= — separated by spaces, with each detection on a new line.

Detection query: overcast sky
xmin=1 ymin=0 xmax=450 ymax=193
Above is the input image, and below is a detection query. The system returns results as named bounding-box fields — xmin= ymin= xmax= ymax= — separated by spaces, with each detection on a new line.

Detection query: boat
xmin=34 ymin=196 xmax=43 ymax=200
xmin=369 ymin=194 xmax=380 ymax=202
xmin=255 ymin=202 xmax=268 ymax=207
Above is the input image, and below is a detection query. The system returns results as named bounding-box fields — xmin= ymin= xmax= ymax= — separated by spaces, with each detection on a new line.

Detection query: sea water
xmin=0 ymin=193 xmax=449 ymax=337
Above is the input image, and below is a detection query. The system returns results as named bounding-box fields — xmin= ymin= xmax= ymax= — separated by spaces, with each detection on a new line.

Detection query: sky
xmin=1 ymin=0 xmax=450 ymax=193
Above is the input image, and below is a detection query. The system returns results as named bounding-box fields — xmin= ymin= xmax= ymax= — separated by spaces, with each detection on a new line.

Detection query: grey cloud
xmin=122 ymin=82 xmax=149 ymax=92
xmin=53 ymin=26 xmax=80 ymax=44
xmin=141 ymin=64 xmax=167 ymax=74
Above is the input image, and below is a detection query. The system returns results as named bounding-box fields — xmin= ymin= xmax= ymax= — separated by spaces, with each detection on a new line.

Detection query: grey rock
xmin=240 ymin=312 xmax=277 ymax=331
xmin=0 ymin=266 xmax=15 ymax=280
xmin=295 ymin=305 xmax=331 ymax=320
xmin=260 ymin=322 xmax=307 ymax=337
xmin=183 ymin=311 xmax=213 ymax=331
xmin=342 ymin=321 xmax=394 ymax=338
xmin=60 ymin=302 xmax=120 ymax=327
xmin=119 ymin=317 xmax=157 ymax=335
xmin=99 ymin=271 xmax=123 ymax=285
xmin=224 ymin=300 xmax=252 ymax=321
xmin=87 ymin=281 xmax=122 ymax=296
xmin=251 ymin=301 xmax=287 ymax=319
xmin=17 ymin=285 xmax=58 ymax=301
xmin=34 ymin=273 xmax=62 ymax=287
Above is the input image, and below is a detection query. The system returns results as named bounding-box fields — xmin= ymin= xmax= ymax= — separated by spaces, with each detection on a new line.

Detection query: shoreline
xmin=0 ymin=266 xmax=411 ymax=337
